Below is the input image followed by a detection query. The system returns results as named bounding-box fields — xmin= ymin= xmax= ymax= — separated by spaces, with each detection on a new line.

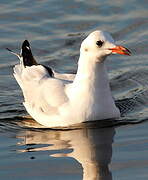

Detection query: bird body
xmin=11 ymin=30 xmax=131 ymax=127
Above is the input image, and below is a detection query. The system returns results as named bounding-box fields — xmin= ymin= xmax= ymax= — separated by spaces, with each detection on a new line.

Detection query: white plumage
xmin=11 ymin=30 xmax=131 ymax=127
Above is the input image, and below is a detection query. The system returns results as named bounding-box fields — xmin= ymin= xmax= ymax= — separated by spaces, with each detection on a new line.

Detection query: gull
xmin=8 ymin=30 xmax=131 ymax=128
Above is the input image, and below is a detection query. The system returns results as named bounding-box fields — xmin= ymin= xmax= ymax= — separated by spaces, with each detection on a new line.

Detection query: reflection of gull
xmin=17 ymin=124 xmax=115 ymax=180
xmin=9 ymin=30 xmax=131 ymax=128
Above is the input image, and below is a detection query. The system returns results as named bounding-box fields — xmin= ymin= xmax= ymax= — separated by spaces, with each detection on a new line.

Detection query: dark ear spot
xmin=85 ymin=48 xmax=88 ymax=52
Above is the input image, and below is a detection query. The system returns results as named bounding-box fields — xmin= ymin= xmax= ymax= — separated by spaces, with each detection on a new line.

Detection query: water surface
xmin=0 ymin=0 xmax=148 ymax=179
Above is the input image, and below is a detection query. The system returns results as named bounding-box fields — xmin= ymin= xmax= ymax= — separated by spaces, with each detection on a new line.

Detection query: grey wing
xmin=53 ymin=71 xmax=76 ymax=82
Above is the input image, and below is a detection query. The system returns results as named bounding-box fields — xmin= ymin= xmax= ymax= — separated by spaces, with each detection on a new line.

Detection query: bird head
xmin=80 ymin=30 xmax=131 ymax=62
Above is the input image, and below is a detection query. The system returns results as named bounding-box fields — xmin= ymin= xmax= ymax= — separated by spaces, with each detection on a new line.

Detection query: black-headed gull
xmin=9 ymin=30 xmax=131 ymax=127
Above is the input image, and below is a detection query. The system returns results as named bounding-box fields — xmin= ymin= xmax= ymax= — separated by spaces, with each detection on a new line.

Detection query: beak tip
xmin=125 ymin=47 xmax=132 ymax=56
xmin=109 ymin=46 xmax=131 ymax=56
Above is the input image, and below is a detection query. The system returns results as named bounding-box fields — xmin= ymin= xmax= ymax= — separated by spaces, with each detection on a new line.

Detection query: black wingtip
xmin=22 ymin=40 xmax=31 ymax=50
xmin=21 ymin=40 xmax=38 ymax=67
xmin=24 ymin=40 xmax=30 ymax=45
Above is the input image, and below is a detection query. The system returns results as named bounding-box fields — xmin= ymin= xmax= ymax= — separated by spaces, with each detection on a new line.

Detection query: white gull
xmin=9 ymin=30 xmax=131 ymax=127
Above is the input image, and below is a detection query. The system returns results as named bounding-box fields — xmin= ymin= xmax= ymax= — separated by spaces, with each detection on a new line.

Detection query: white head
xmin=80 ymin=30 xmax=131 ymax=63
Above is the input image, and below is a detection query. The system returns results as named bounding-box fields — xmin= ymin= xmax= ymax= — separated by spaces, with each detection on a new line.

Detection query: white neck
xmin=69 ymin=52 xmax=119 ymax=120
xmin=73 ymin=53 xmax=112 ymax=100
xmin=74 ymin=53 xmax=109 ymax=90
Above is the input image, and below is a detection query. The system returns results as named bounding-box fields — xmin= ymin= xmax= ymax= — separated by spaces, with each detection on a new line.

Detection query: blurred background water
xmin=0 ymin=0 xmax=148 ymax=179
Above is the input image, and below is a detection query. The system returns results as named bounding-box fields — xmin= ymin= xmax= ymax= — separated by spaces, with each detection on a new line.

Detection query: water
xmin=0 ymin=0 xmax=148 ymax=179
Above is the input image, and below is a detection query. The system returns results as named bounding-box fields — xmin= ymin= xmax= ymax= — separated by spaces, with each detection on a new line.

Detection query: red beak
xmin=109 ymin=46 xmax=131 ymax=56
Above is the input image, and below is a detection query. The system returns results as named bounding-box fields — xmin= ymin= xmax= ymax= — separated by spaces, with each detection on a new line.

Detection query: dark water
xmin=0 ymin=0 xmax=148 ymax=179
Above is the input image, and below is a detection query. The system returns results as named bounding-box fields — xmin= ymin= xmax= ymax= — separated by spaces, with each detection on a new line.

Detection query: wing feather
xmin=14 ymin=64 xmax=69 ymax=115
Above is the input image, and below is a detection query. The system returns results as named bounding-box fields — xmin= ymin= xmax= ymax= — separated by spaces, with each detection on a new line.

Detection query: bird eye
xmin=96 ymin=40 xmax=104 ymax=47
